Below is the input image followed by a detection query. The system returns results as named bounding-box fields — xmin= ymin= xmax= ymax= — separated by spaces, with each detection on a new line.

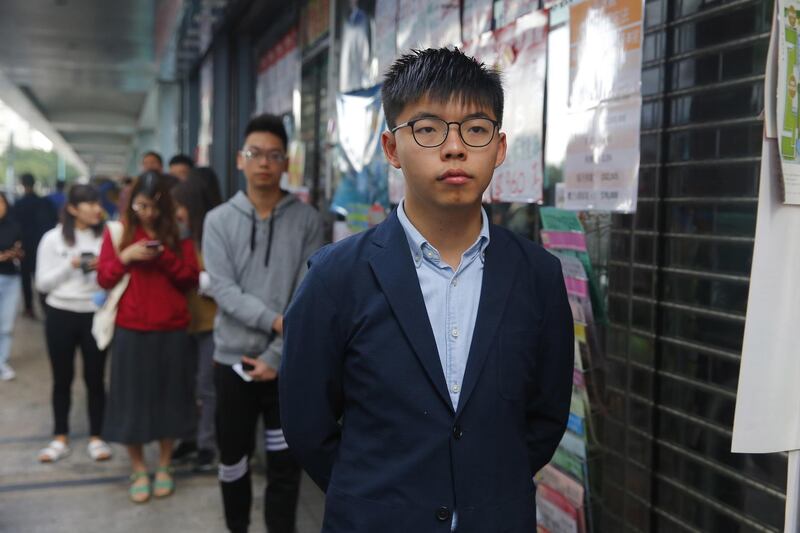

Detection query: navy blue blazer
xmin=280 ymin=210 xmax=574 ymax=533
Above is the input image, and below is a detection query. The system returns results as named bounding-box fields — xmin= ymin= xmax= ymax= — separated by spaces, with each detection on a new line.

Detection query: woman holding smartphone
xmin=97 ymin=171 xmax=199 ymax=503
xmin=0 ymin=191 xmax=23 ymax=381
xmin=35 ymin=184 xmax=111 ymax=463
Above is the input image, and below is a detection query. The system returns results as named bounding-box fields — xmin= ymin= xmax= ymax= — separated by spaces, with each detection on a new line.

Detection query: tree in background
xmin=0 ymin=147 xmax=80 ymax=188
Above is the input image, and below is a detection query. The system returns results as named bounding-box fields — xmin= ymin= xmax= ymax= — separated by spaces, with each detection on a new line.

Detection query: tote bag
xmin=91 ymin=221 xmax=130 ymax=350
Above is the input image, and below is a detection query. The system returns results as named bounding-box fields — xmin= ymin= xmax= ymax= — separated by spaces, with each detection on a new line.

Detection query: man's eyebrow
xmin=406 ymin=111 xmax=441 ymax=121
xmin=404 ymin=111 xmax=495 ymax=122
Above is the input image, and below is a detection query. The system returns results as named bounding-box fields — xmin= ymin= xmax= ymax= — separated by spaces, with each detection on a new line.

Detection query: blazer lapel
xmin=456 ymin=226 xmax=520 ymax=418
xmin=368 ymin=213 xmax=454 ymax=412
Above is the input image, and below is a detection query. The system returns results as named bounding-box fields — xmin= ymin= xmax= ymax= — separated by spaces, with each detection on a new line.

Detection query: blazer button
xmin=452 ymin=425 xmax=463 ymax=440
xmin=436 ymin=506 xmax=451 ymax=522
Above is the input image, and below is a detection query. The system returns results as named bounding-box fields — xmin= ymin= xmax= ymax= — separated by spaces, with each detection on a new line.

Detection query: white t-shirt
xmin=35 ymin=225 xmax=104 ymax=313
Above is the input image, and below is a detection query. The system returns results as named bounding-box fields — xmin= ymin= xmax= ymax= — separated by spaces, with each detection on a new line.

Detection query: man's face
xmin=142 ymin=155 xmax=162 ymax=173
xmin=237 ymin=131 xmax=288 ymax=190
xmin=169 ymin=163 xmax=192 ymax=182
xmin=381 ymin=95 xmax=506 ymax=213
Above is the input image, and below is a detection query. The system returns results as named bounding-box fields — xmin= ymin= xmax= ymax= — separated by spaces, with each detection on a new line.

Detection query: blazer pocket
xmin=498 ymin=329 xmax=539 ymax=400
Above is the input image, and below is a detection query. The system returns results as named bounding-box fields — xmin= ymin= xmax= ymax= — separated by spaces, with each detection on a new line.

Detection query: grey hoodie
xmin=202 ymin=191 xmax=324 ymax=368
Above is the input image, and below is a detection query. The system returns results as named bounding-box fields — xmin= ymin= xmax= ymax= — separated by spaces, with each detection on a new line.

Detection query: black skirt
xmin=102 ymin=327 xmax=197 ymax=444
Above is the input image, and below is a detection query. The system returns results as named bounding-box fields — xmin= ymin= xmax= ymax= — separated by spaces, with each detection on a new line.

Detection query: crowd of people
xmin=1 ymin=49 xmax=575 ymax=533
xmin=0 ymin=113 xmax=321 ymax=532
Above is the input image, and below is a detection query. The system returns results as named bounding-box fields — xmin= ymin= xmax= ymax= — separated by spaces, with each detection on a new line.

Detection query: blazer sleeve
xmin=280 ymin=261 xmax=345 ymax=493
xmin=526 ymin=259 xmax=575 ymax=475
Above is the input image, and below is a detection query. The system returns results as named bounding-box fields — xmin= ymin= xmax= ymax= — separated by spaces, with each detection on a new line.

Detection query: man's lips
xmin=438 ymin=169 xmax=473 ymax=185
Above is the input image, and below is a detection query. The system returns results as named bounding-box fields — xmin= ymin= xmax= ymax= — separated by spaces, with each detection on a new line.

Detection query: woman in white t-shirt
xmin=35 ymin=184 xmax=111 ymax=463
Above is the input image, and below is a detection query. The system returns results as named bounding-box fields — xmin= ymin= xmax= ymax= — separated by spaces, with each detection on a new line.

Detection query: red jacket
xmin=97 ymin=226 xmax=199 ymax=331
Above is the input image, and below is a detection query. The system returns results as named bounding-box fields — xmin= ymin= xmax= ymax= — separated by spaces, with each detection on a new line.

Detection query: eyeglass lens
xmin=411 ymin=118 xmax=495 ymax=148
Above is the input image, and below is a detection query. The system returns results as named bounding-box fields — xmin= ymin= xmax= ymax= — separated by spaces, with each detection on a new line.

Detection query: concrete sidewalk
xmin=0 ymin=309 xmax=324 ymax=533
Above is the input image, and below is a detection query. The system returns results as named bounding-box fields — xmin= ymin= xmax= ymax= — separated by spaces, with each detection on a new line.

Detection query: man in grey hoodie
xmin=203 ymin=114 xmax=324 ymax=533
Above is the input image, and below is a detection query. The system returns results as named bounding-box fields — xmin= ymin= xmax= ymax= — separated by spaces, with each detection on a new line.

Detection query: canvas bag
xmin=91 ymin=221 xmax=130 ymax=350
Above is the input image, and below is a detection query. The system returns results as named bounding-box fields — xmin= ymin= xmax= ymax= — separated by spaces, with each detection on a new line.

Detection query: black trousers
xmin=215 ymin=364 xmax=301 ymax=533
xmin=20 ymin=255 xmax=35 ymax=313
xmin=44 ymin=306 xmax=108 ymax=436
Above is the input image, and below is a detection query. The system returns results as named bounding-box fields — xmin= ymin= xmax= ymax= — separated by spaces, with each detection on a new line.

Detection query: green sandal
xmin=129 ymin=471 xmax=150 ymax=503
xmin=153 ymin=466 xmax=174 ymax=498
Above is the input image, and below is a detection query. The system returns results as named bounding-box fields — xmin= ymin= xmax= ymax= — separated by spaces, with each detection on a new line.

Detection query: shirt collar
xmin=397 ymin=199 xmax=490 ymax=268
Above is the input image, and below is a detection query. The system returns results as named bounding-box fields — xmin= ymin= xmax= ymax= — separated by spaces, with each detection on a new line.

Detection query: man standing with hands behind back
xmin=281 ymin=48 xmax=574 ymax=532
xmin=203 ymin=114 xmax=324 ymax=533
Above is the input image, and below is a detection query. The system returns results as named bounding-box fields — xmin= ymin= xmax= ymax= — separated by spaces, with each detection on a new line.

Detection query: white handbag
xmin=91 ymin=221 xmax=130 ymax=350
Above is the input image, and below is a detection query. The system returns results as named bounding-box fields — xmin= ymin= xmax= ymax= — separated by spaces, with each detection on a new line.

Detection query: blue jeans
xmin=0 ymin=274 xmax=21 ymax=366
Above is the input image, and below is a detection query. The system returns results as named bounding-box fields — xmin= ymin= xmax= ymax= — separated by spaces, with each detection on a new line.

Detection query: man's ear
xmin=494 ymin=132 xmax=507 ymax=169
xmin=236 ymin=151 xmax=245 ymax=172
xmin=381 ymin=131 xmax=402 ymax=169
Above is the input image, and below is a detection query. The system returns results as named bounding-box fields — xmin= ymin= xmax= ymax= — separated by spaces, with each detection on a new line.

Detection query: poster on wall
xmin=331 ymin=85 xmax=390 ymax=221
xmin=568 ymin=0 xmax=643 ymax=109
xmin=462 ymin=0 xmax=493 ymax=44
xmin=197 ymin=60 xmax=213 ymax=166
xmin=563 ymin=0 xmax=643 ymax=213
xmin=396 ymin=0 xmax=460 ymax=53
xmin=256 ymin=29 xmax=300 ymax=116
xmin=375 ymin=0 xmax=398 ymax=75
xmin=340 ymin=1 xmax=378 ymax=92
xmin=777 ymin=0 xmax=800 ymax=203
xmin=466 ymin=12 xmax=548 ymax=204
xmin=564 ymin=96 xmax=641 ymax=212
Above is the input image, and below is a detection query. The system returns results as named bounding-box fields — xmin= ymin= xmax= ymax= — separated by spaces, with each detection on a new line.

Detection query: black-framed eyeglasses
xmin=390 ymin=117 xmax=499 ymax=148
xmin=241 ymin=147 xmax=287 ymax=163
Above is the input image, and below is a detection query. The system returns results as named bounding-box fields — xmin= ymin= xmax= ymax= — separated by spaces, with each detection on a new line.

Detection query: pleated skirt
xmin=102 ymin=327 xmax=197 ymax=444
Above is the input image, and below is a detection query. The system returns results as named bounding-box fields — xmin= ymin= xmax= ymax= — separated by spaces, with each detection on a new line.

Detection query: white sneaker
xmin=39 ymin=440 xmax=71 ymax=462
xmin=0 ymin=364 xmax=15 ymax=381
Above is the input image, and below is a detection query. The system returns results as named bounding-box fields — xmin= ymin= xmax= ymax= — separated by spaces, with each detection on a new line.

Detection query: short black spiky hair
xmin=382 ymin=48 xmax=504 ymax=129
xmin=244 ymin=113 xmax=288 ymax=151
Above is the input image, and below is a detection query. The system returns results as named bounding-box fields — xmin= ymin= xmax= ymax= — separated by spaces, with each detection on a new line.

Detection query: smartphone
xmin=144 ymin=240 xmax=161 ymax=249
xmin=232 ymin=363 xmax=253 ymax=382
xmin=241 ymin=362 xmax=255 ymax=372
xmin=79 ymin=252 xmax=97 ymax=274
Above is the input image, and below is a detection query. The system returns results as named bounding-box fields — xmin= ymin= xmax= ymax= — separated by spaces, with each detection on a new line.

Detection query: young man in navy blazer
xmin=280 ymin=48 xmax=574 ymax=532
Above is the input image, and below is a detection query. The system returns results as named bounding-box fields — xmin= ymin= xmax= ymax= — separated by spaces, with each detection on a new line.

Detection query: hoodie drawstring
xmin=265 ymin=215 xmax=275 ymax=268
xmin=250 ymin=210 xmax=256 ymax=252
xmin=250 ymin=208 xmax=276 ymax=268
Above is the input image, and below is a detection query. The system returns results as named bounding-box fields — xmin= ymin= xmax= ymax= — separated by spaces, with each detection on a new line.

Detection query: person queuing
xmin=141 ymin=151 xmax=164 ymax=173
xmin=203 ymin=114 xmax=324 ymax=533
xmin=0 ymin=192 xmax=23 ymax=381
xmin=13 ymin=173 xmax=58 ymax=319
xmin=97 ymin=171 xmax=199 ymax=504
xmin=280 ymin=48 xmax=574 ymax=532
xmin=168 ymin=154 xmax=195 ymax=183
xmin=170 ymin=170 xmax=221 ymax=472
xmin=35 ymin=185 xmax=111 ymax=463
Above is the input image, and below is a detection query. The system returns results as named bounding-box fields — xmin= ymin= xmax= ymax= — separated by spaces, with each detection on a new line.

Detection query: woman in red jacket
xmin=97 ymin=171 xmax=199 ymax=504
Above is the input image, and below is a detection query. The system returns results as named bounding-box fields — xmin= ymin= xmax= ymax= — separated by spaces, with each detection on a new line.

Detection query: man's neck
xmin=247 ymin=184 xmax=284 ymax=219
xmin=404 ymin=198 xmax=483 ymax=269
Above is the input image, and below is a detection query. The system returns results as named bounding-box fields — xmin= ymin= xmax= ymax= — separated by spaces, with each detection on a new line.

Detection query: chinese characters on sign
xmin=564 ymin=0 xmax=643 ymax=212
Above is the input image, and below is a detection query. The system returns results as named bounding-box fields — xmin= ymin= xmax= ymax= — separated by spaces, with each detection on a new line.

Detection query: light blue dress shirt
xmin=397 ymin=200 xmax=489 ymax=531
xmin=396 ymin=200 xmax=490 ymax=410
